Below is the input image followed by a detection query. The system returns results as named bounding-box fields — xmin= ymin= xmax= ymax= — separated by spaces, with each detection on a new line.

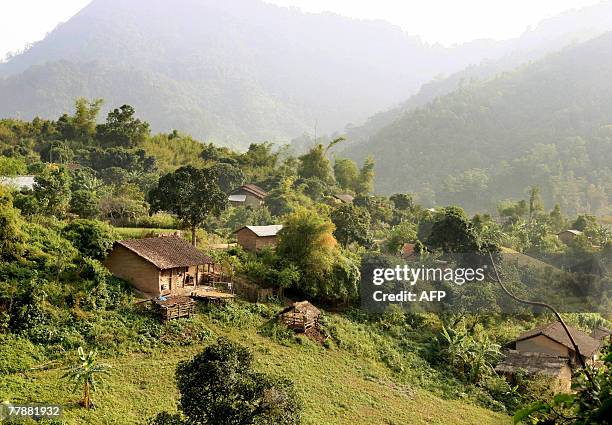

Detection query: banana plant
xmin=62 ymin=347 xmax=111 ymax=409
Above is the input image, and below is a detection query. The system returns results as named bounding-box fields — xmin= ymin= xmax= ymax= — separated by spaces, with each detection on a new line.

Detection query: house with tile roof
xmin=105 ymin=236 xmax=214 ymax=296
xmin=228 ymin=184 xmax=267 ymax=208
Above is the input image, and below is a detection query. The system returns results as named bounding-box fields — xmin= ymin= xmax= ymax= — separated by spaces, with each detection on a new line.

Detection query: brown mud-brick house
xmin=228 ymin=184 xmax=267 ymax=208
xmin=233 ymin=225 xmax=283 ymax=252
xmin=105 ymin=236 xmax=214 ymax=297
xmin=496 ymin=322 xmax=603 ymax=393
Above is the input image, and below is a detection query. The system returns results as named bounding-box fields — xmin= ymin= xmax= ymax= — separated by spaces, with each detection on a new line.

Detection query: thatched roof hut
xmin=279 ymin=301 xmax=321 ymax=332
xmin=495 ymin=350 xmax=572 ymax=392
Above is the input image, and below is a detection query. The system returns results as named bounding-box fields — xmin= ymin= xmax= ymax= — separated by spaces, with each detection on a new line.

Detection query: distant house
xmin=229 ymin=184 xmax=267 ymax=208
xmin=333 ymin=193 xmax=354 ymax=204
xmin=496 ymin=322 xmax=603 ymax=392
xmin=105 ymin=236 xmax=214 ymax=297
xmin=234 ymin=225 xmax=283 ymax=252
xmin=557 ymin=229 xmax=583 ymax=244
xmin=512 ymin=322 xmax=601 ymax=365
xmin=0 ymin=175 xmax=36 ymax=190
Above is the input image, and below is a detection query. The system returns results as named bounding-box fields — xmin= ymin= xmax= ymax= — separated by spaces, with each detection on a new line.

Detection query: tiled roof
xmin=234 ymin=225 xmax=283 ymax=237
xmin=516 ymin=322 xmax=601 ymax=357
xmin=117 ymin=236 xmax=213 ymax=269
xmin=237 ymin=184 xmax=267 ymax=199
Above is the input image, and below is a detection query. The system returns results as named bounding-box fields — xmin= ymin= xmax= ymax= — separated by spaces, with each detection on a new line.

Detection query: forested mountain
xmin=3 ymin=0 xmax=612 ymax=149
xmin=0 ymin=0 xmax=505 ymax=148
xmin=343 ymin=31 xmax=612 ymax=215
xmin=343 ymin=1 xmax=612 ymax=145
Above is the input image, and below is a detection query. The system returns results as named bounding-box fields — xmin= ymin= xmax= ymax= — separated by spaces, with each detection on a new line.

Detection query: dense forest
xmin=344 ymin=31 xmax=612 ymax=214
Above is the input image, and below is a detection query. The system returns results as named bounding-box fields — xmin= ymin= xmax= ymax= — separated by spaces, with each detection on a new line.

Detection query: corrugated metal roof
xmin=117 ymin=236 xmax=213 ymax=269
xmin=0 ymin=175 xmax=36 ymax=190
xmin=228 ymin=194 xmax=247 ymax=202
xmin=234 ymin=225 xmax=283 ymax=237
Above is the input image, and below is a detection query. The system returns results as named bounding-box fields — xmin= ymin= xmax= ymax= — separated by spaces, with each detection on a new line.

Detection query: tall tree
xmin=331 ymin=204 xmax=372 ymax=248
xmin=333 ymin=158 xmax=359 ymax=191
xmin=355 ymin=157 xmax=375 ymax=194
xmin=148 ymin=166 xmax=227 ymax=246
xmin=34 ymin=165 xmax=72 ymax=218
xmin=298 ymin=144 xmax=334 ymax=184
xmin=97 ymin=104 xmax=150 ymax=148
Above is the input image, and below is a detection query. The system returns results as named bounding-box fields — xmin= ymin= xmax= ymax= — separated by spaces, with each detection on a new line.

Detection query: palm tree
xmin=62 ymin=347 xmax=111 ymax=409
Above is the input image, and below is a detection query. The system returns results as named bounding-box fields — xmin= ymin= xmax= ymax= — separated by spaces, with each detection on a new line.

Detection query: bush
xmin=0 ymin=335 xmax=45 ymax=374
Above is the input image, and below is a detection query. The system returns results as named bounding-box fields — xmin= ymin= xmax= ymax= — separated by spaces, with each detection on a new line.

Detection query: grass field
xmin=0 ymin=304 xmax=511 ymax=425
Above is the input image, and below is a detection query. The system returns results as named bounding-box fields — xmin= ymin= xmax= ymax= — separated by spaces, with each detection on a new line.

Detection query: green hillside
xmin=0 ymin=302 xmax=510 ymax=425
xmin=343 ymin=31 xmax=612 ymax=215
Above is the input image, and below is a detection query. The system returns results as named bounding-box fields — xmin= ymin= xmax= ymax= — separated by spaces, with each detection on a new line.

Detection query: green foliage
xmin=0 ymin=156 xmax=27 ymax=176
xmin=0 ymin=334 xmax=45 ymax=374
xmin=298 ymin=144 xmax=334 ymax=185
xmin=0 ymin=189 xmax=25 ymax=261
xmin=384 ymin=221 xmax=418 ymax=254
xmin=34 ymin=165 xmax=72 ymax=218
xmin=438 ymin=325 xmax=501 ymax=385
xmin=333 ymin=158 xmax=359 ymax=191
xmin=62 ymin=219 xmax=116 ymax=260
xmin=62 ymin=346 xmax=111 ymax=409
xmin=97 ymin=104 xmax=150 ymax=148
xmin=330 ymin=203 xmax=372 ymax=248
xmin=157 ymin=338 xmax=302 ymax=425
xmin=148 ymin=166 xmax=227 ymax=245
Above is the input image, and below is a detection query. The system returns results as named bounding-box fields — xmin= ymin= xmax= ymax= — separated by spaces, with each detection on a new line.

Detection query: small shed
xmin=153 ymin=296 xmax=197 ymax=322
xmin=233 ymin=225 xmax=283 ymax=252
xmin=280 ymin=301 xmax=321 ymax=332
xmin=229 ymin=184 xmax=267 ymax=208
xmin=557 ymin=229 xmax=583 ymax=244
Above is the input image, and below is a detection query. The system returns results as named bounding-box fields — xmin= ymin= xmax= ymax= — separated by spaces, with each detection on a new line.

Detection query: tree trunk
xmin=83 ymin=382 xmax=90 ymax=409
xmin=191 ymin=225 xmax=197 ymax=247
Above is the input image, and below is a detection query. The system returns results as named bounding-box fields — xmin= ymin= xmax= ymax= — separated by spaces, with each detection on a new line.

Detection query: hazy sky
xmin=0 ymin=0 xmax=604 ymax=58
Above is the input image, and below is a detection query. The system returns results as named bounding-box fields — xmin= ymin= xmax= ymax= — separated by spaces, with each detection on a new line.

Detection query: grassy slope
xmin=0 ymin=314 xmax=510 ymax=425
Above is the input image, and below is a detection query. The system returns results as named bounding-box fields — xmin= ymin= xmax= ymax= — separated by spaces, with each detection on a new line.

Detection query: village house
xmin=234 ymin=225 xmax=283 ymax=252
xmin=557 ymin=229 xmax=583 ymax=244
xmin=228 ymin=184 xmax=267 ymax=208
xmin=105 ymin=236 xmax=215 ymax=297
xmin=496 ymin=322 xmax=603 ymax=392
xmin=333 ymin=193 xmax=354 ymax=204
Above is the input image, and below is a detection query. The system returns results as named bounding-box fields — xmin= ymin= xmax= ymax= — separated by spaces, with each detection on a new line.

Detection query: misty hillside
xmin=343 ymin=1 xmax=612 ymax=145
xmin=0 ymin=0 xmax=513 ymax=148
xmin=3 ymin=0 xmax=612 ymax=148
xmin=342 ymin=31 xmax=612 ymax=215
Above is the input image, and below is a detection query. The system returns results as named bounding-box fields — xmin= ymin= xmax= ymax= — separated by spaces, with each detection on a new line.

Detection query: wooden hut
xmin=228 ymin=184 xmax=267 ymax=208
xmin=280 ymin=301 xmax=321 ymax=332
xmin=153 ymin=296 xmax=197 ymax=322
